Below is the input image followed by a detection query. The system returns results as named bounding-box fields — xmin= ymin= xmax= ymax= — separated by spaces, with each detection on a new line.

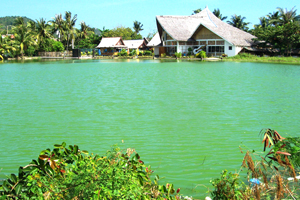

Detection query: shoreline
xmin=3 ymin=56 xmax=300 ymax=64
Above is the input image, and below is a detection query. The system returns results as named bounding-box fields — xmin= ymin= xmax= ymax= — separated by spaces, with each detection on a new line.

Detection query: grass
xmin=224 ymin=53 xmax=300 ymax=64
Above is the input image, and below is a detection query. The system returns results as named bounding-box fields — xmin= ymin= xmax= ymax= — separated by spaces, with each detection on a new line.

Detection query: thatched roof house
xmin=154 ymin=7 xmax=256 ymax=57
xmin=96 ymin=37 xmax=149 ymax=56
xmin=123 ymin=38 xmax=148 ymax=50
xmin=95 ymin=37 xmax=127 ymax=56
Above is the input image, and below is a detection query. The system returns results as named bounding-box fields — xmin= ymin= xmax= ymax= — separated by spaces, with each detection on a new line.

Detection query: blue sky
xmin=1 ymin=0 xmax=300 ymax=37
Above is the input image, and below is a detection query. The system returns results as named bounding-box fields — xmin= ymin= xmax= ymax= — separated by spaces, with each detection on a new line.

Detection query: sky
xmin=1 ymin=0 xmax=300 ymax=37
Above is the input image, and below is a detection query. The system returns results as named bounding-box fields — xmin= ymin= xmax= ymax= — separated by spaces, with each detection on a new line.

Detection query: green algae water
xmin=1 ymin=59 xmax=300 ymax=198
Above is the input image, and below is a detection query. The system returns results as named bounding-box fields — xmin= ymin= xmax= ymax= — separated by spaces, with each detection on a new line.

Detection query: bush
xmin=174 ymin=52 xmax=182 ymax=58
xmin=196 ymin=51 xmax=206 ymax=59
xmin=143 ymin=50 xmax=152 ymax=56
xmin=118 ymin=49 xmax=128 ymax=56
xmin=161 ymin=53 xmax=166 ymax=58
xmin=0 ymin=143 xmax=181 ymax=199
xmin=25 ymin=46 xmax=36 ymax=56
xmin=52 ymin=41 xmax=64 ymax=52
xmin=129 ymin=49 xmax=137 ymax=56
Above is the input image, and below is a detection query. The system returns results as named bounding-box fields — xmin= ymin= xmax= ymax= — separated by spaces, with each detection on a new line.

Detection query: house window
xmin=208 ymin=41 xmax=215 ymax=45
xmin=229 ymin=46 xmax=233 ymax=50
xmin=208 ymin=46 xmax=224 ymax=53
xmin=216 ymin=41 xmax=225 ymax=45
xmin=200 ymin=41 xmax=206 ymax=45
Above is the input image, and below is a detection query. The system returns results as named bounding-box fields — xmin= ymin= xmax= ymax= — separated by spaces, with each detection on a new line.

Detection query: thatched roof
xmin=96 ymin=37 xmax=127 ymax=48
xmin=147 ymin=33 xmax=162 ymax=47
xmin=123 ymin=38 xmax=148 ymax=49
xmin=156 ymin=7 xmax=255 ymax=47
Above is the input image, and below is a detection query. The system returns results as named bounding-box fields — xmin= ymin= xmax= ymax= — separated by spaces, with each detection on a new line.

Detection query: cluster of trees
xmin=252 ymin=7 xmax=300 ymax=55
xmin=193 ymin=7 xmax=300 ymax=55
xmin=0 ymin=13 xmax=145 ymax=58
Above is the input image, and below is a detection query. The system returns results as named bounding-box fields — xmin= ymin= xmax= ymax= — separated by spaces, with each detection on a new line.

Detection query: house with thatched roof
xmin=96 ymin=37 xmax=127 ymax=56
xmin=154 ymin=6 xmax=256 ymax=57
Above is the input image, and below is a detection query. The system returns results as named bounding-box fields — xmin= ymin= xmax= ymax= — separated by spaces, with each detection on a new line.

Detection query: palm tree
xmin=192 ymin=9 xmax=202 ymax=15
xmin=13 ymin=17 xmax=36 ymax=58
xmin=50 ymin=14 xmax=65 ymax=42
xmin=266 ymin=11 xmax=281 ymax=26
xmin=227 ymin=15 xmax=250 ymax=31
xmin=255 ymin=17 xmax=269 ymax=28
xmin=133 ymin=21 xmax=143 ymax=34
xmin=213 ymin=9 xmax=227 ymax=21
xmin=35 ymin=18 xmax=52 ymax=45
xmin=276 ymin=7 xmax=300 ymax=25
xmin=64 ymin=11 xmax=77 ymax=51
xmin=78 ymin=21 xmax=93 ymax=39
xmin=0 ymin=36 xmax=16 ymax=57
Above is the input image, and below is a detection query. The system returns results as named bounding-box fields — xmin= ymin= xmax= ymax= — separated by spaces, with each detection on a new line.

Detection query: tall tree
xmin=133 ymin=21 xmax=143 ymax=34
xmin=227 ymin=15 xmax=250 ymax=31
xmin=212 ymin=9 xmax=227 ymax=21
xmin=78 ymin=21 xmax=93 ymax=39
xmin=64 ymin=11 xmax=77 ymax=50
xmin=50 ymin=14 xmax=65 ymax=41
xmin=254 ymin=17 xmax=269 ymax=28
xmin=35 ymin=18 xmax=52 ymax=45
xmin=276 ymin=7 xmax=300 ymax=25
xmin=266 ymin=11 xmax=281 ymax=26
xmin=192 ymin=9 xmax=202 ymax=15
xmin=12 ymin=17 xmax=36 ymax=58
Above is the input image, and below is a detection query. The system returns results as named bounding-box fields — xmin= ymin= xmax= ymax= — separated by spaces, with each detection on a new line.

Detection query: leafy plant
xmin=0 ymin=143 xmax=181 ymax=199
xmin=174 ymin=52 xmax=182 ymax=58
xmin=118 ymin=49 xmax=128 ymax=56
xmin=196 ymin=51 xmax=206 ymax=59
xmin=210 ymin=170 xmax=250 ymax=200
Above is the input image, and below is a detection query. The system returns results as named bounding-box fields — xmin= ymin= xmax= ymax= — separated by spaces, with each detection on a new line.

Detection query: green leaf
xmin=2 ymin=181 xmax=10 ymax=192
xmin=11 ymin=174 xmax=17 ymax=183
xmin=54 ymin=144 xmax=63 ymax=148
xmin=82 ymin=150 xmax=89 ymax=154
xmin=15 ymin=184 xmax=22 ymax=195
xmin=62 ymin=142 xmax=66 ymax=147
xmin=74 ymin=145 xmax=79 ymax=154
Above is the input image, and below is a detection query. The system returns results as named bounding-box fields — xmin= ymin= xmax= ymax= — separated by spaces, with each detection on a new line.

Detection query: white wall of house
xmin=224 ymin=41 xmax=243 ymax=57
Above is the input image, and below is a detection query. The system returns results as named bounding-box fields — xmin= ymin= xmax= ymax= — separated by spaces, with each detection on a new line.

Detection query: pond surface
xmin=1 ymin=59 xmax=300 ymax=198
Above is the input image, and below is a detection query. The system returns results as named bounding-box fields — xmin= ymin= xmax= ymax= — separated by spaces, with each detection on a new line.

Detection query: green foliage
xmin=102 ymin=26 xmax=142 ymax=40
xmin=226 ymin=53 xmax=300 ymax=64
xmin=174 ymin=52 xmax=182 ymax=58
xmin=0 ymin=16 xmax=34 ymax=33
xmin=129 ymin=49 xmax=136 ymax=56
xmin=39 ymin=38 xmax=64 ymax=52
xmin=227 ymin=15 xmax=250 ymax=31
xmin=252 ymin=22 xmax=300 ymax=56
xmin=25 ymin=46 xmax=35 ymax=56
xmin=210 ymin=170 xmax=249 ymax=200
xmin=0 ymin=143 xmax=181 ymax=199
xmin=143 ymin=50 xmax=152 ymax=56
xmin=52 ymin=40 xmax=64 ymax=52
xmin=161 ymin=53 xmax=166 ymax=58
xmin=118 ymin=49 xmax=128 ymax=56
xmin=196 ymin=51 xmax=206 ymax=58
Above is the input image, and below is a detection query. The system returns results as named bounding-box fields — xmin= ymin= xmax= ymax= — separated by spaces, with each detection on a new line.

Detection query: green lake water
xmin=1 ymin=59 xmax=300 ymax=198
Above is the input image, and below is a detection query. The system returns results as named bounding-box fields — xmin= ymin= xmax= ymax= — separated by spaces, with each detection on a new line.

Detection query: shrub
xmin=0 ymin=143 xmax=181 ymax=199
xmin=143 ymin=50 xmax=152 ymax=56
xmin=52 ymin=41 xmax=64 ymax=52
xmin=174 ymin=52 xmax=182 ymax=58
xmin=25 ymin=46 xmax=36 ymax=56
xmin=118 ymin=49 xmax=128 ymax=56
xmin=129 ymin=49 xmax=137 ymax=56
xmin=196 ymin=51 xmax=206 ymax=59
xmin=161 ymin=53 xmax=166 ymax=58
